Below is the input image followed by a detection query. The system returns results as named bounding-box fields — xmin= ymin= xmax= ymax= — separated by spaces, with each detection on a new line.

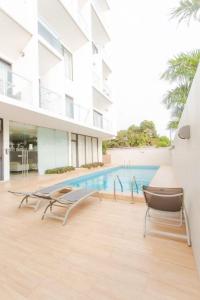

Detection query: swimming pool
xmin=54 ymin=166 xmax=159 ymax=194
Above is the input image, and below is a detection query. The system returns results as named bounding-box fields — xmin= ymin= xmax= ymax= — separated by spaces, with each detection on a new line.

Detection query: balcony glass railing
xmin=39 ymin=87 xmax=63 ymax=115
xmin=93 ymin=110 xmax=112 ymax=131
xmin=93 ymin=71 xmax=111 ymax=99
xmin=0 ymin=70 xmax=32 ymax=105
xmin=40 ymin=87 xmax=90 ymax=124
xmin=103 ymin=81 xmax=111 ymax=98
xmin=65 ymin=97 xmax=90 ymax=123
xmin=38 ymin=21 xmax=63 ymax=55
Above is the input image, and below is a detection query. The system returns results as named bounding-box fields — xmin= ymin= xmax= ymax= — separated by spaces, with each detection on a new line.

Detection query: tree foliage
xmin=103 ymin=120 xmax=170 ymax=153
xmin=171 ymin=0 xmax=200 ymax=24
xmin=161 ymin=50 xmax=200 ymax=129
xmin=163 ymin=1 xmax=200 ymax=129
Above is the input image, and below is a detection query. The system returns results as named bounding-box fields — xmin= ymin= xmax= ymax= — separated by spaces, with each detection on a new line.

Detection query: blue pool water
xmin=55 ymin=166 xmax=159 ymax=194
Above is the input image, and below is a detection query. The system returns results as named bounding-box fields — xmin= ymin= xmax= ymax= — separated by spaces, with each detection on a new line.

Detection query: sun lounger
xmin=8 ymin=186 xmax=72 ymax=211
xmin=42 ymin=188 xmax=102 ymax=225
xmin=142 ymin=185 xmax=191 ymax=246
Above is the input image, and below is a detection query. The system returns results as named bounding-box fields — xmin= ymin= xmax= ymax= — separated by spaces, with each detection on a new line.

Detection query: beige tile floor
xmin=0 ymin=166 xmax=199 ymax=299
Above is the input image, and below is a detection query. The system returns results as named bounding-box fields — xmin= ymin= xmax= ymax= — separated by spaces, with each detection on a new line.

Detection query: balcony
xmin=0 ymin=7 xmax=32 ymax=61
xmin=38 ymin=0 xmax=89 ymax=52
xmin=38 ymin=20 xmax=62 ymax=76
xmin=91 ymin=4 xmax=110 ymax=47
xmin=40 ymin=87 xmax=90 ymax=125
xmin=102 ymin=81 xmax=111 ymax=98
xmin=65 ymin=97 xmax=90 ymax=124
xmin=92 ymin=72 xmax=112 ymax=110
xmin=38 ymin=20 xmax=63 ymax=55
xmin=39 ymin=87 xmax=63 ymax=115
xmin=93 ymin=109 xmax=112 ymax=131
xmin=0 ymin=70 xmax=32 ymax=105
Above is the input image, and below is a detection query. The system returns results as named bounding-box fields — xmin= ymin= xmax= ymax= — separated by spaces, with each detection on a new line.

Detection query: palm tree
xmin=161 ymin=50 xmax=200 ymax=84
xmin=167 ymin=119 xmax=180 ymax=130
xmin=161 ymin=50 xmax=200 ymax=128
xmin=171 ymin=0 xmax=200 ymax=24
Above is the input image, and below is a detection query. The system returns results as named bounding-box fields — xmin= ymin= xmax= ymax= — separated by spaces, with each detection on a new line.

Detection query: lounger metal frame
xmin=143 ymin=189 xmax=191 ymax=246
xmin=9 ymin=187 xmax=72 ymax=211
xmin=42 ymin=190 xmax=102 ymax=225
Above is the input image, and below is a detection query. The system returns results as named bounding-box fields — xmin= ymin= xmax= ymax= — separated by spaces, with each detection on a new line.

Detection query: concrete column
xmin=68 ymin=132 xmax=72 ymax=166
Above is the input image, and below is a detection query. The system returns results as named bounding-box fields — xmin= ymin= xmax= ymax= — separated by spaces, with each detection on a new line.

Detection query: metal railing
xmin=113 ymin=175 xmax=123 ymax=200
xmin=131 ymin=176 xmax=139 ymax=201
xmin=0 ymin=70 xmax=32 ymax=104
xmin=38 ymin=20 xmax=63 ymax=55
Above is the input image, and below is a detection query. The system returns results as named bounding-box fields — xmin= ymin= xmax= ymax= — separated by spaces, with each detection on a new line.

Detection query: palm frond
xmin=171 ymin=0 xmax=200 ymax=24
xmin=162 ymin=83 xmax=190 ymax=109
xmin=167 ymin=119 xmax=180 ymax=130
xmin=161 ymin=50 xmax=200 ymax=83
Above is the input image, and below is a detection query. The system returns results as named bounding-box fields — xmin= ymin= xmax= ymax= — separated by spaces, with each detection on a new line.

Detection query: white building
xmin=0 ymin=0 xmax=115 ymax=181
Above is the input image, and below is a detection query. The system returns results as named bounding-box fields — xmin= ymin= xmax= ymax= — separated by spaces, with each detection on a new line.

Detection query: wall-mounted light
xmin=178 ymin=125 xmax=190 ymax=140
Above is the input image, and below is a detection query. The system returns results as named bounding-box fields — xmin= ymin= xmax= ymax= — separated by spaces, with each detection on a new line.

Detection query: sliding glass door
xmin=71 ymin=133 xmax=99 ymax=167
xmin=9 ymin=122 xmax=38 ymax=175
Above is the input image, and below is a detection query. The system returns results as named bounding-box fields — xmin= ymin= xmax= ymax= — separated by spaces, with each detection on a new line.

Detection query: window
xmin=0 ymin=59 xmax=12 ymax=97
xmin=63 ymin=47 xmax=73 ymax=80
xmin=93 ymin=110 xmax=103 ymax=129
xmin=65 ymin=95 xmax=74 ymax=119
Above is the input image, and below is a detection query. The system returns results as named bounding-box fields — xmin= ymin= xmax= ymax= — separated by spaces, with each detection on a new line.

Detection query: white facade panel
xmin=37 ymin=127 xmax=69 ymax=174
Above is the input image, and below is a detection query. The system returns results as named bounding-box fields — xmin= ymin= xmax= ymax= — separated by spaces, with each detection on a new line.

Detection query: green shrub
xmin=156 ymin=136 xmax=171 ymax=147
xmin=81 ymin=162 xmax=104 ymax=169
xmin=45 ymin=166 xmax=75 ymax=174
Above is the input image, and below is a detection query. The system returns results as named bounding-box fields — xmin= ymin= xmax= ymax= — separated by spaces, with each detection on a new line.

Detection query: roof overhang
xmin=0 ymin=8 xmax=32 ymax=61
xmin=38 ymin=0 xmax=89 ymax=52
xmin=91 ymin=5 xmax=110 ymax=47
xmin=38 ymin=38 xmax=62 ymax=76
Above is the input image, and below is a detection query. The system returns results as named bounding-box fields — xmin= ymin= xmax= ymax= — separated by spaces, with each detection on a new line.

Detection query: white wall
xmin=37 ymin=127 xmax=69 ymax=174
xmin=108 ymin=147 xmax=171 ymax=166
xmin=172 ymin=64 xmax=200 ymax=274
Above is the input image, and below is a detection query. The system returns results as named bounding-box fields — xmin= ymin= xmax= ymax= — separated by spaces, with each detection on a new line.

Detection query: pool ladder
xmin=113 ymin=175 xmax=139 ymax=200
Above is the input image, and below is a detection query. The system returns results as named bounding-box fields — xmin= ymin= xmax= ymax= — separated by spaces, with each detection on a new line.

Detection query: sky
xmin=110 ymin=0 xmax=200 ymax=136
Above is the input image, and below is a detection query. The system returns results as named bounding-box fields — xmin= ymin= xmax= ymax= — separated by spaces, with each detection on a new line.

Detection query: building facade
xmin=0 ymin=0 xmax=115 ymax=181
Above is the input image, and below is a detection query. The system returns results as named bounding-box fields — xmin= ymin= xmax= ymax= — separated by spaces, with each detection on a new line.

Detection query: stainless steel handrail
xmin=113 ymin=175 xmax=123 ymax=200
xmin=131 ymin=176 xmax=139 ymax=200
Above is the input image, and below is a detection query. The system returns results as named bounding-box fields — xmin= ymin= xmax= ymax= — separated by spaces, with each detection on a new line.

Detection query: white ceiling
xmin=0 ymin=9 xmax=32 ymax=61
